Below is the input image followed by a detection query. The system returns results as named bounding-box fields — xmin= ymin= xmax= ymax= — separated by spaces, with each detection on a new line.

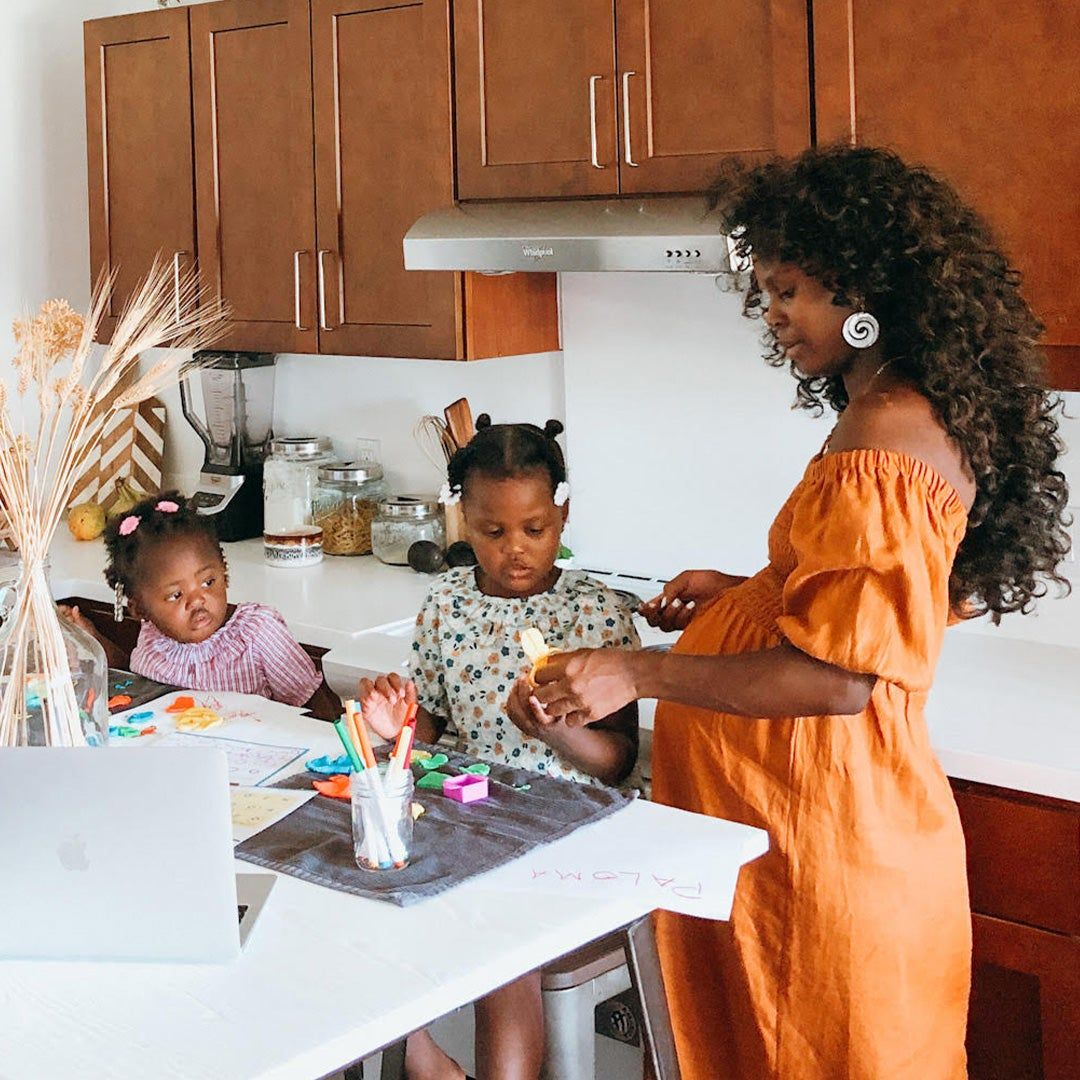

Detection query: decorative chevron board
xmin=69 ymin=396 xmax=166 ymax=507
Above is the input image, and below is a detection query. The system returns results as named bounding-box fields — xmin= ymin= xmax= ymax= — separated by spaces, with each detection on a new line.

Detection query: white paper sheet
xmin=230 ymin=786 xmax=317 ymax=844
xmin=480 ymin=799 xmax=769 ymax=920
xmin=153 ymin=731 xmax=308 ymax=787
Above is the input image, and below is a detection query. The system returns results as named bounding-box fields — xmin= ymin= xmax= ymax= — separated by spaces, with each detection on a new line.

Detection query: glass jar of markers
xmin=312 ymin=462 xmax=389 ymax=556
xmin=371 ymin=495 xmax=445 ymax=566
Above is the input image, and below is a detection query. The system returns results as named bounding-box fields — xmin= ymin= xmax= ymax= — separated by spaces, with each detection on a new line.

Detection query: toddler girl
xmin=77 ymin=491 xmax=334 ymax=713
xmin=359 ymin=416 xmax=640 ymax=1080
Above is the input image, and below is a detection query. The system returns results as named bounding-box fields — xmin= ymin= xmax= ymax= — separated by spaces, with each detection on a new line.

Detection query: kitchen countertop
xmin=50 ymin=531 xmax=1080 ymax=803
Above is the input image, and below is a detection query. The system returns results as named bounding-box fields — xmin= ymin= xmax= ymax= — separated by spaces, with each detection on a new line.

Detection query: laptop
xmin=0 ymin=747 xmax=275 ymax=963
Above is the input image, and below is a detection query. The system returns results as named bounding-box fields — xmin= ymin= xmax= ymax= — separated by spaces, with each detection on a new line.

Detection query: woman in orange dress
xmin=521 ymin=147 xmax=1071 ymax=1078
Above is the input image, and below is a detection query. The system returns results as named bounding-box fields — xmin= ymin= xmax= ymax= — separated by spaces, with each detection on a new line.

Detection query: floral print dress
xmin=410 ymin=567 xmax=640 ymax=785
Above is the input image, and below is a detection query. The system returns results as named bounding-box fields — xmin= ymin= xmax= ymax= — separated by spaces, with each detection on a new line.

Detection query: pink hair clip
xmin=155 ymin=500 xmax=179 ymax=513
xmin=118 ymin=515 xmax=140 ymax=537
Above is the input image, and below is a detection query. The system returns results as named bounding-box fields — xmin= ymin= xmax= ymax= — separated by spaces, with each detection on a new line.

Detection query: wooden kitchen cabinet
xmin=453 ymin=0 xmax=619 ymax=199
xmin=951 ymin=778 xmax=1080 ymax=1077
xmin=453 ymin=0 xmax=810 ymax=200
xmin=84 ymin=8 xmax=196 ymax=343
xmin=813 ymin=1 xmax=1080 ymax=391
xmin=311 ymin=0 xmax=460 ymax=357
xmin=191 ymin=0 xmax=319 ymax=354
xmin=86 ymin=0 xmax=557 ymax=360
xmin=613 ymin=0 xmax=810 ymax=194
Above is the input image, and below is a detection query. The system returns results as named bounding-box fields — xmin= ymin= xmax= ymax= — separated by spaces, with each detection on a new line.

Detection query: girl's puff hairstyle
xmin=103 ymin=490 xmax=225 ymax=599
xmin=447 ymin=415 xmax=567 ymax=497
xmin=709 ymin=144 xmax=1071 ymax=620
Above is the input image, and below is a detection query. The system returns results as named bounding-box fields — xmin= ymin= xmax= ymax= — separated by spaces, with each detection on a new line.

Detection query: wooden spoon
xmin=444 ymin=398 xmax=475 ymax=449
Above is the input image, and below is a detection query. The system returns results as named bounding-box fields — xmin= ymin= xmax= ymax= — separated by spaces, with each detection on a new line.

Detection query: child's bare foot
xmin=404 ymin=1029 xmax=466 ymax=1080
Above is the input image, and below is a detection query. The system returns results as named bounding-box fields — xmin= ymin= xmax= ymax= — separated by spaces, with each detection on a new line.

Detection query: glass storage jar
xmin=371 ymin=495 xmax=445 ymax=566
xmin=313 ymin=462 xmax=389 ymax=555
xmin=263 ymin=436 xmax=335 ymax=534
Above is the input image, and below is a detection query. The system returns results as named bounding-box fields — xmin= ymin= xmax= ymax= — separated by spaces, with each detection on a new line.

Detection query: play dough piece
xmin=462 ymin=762 xmax=491 ymax=776
xmin=307 ymin=754 xmax=354 ymax=775
xmin=417 ymin=771 xmax=451 ymax=791
xmin=313 ymin=774 xmax=351 ymax=800
xmin=415 ymin=753 xmax=448 ymax=771
xmin=411 ymin=802 xmax=425 ymax=820
xmin=165 ymin=695 xmax=196 ymax=713
xmin=175 ymin=707 xmax=223 ymax=732
xmin=107 ymin=694 xmax=132 ymax=709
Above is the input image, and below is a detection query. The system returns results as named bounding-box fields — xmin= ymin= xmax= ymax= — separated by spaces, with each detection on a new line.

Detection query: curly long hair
xmin=710 ymin=144 xmax=1070 ymax=618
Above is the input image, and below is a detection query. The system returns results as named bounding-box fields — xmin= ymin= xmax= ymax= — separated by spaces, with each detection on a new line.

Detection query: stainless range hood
xmin=403 ymin=196 xmax=748 ymax=274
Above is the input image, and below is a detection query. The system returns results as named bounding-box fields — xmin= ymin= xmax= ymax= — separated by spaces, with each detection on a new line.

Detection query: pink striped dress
xmin=130 ymin=602 xmax=322 ymax=708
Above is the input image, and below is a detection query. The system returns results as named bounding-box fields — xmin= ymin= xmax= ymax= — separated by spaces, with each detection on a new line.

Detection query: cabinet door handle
xmin=588 ymin=74 xmax=605 ymax=169
xmin=622 ymin=71 xmax=639 ymax=167
xmin=293 ymin=250 xmax=310 ymax=330
xmin=172 ymin=250 xmax=188 ymax=323
xmin=317 ymin=249 xmax=334 ymax=331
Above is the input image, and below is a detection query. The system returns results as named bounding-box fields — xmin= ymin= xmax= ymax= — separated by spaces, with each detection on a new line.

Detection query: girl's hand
xmin=57 ymin=604 xmax=99 ymax=640
xmin=532 ymin=649 xmax=637 ymax=728
xmin=639 ymin=570 xmax=743 ymax=631
xmin=356 ymin=673 xmax=416 ymax=741
xmin=505 ymin=675 xmax=556 ymax=740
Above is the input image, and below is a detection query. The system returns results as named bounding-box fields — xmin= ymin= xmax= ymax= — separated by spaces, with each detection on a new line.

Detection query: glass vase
xmin=0 ymin=552 xmax=109 ymax=746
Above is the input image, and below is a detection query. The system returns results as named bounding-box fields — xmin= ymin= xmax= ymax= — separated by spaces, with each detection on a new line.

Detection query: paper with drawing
xmin=230 ymin=786 xmax=316 ymax=844
xmin=481 ymin=799 xmax=769 ymax=920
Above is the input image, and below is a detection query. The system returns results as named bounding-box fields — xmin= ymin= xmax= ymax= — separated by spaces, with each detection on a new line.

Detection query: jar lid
xmin=378 ymin=494 xmax=439 ymax=519
xmin=318 ymin=460 xmax=385 ymax=483
xmin=270 ymin=436 xmax=332 ymax=459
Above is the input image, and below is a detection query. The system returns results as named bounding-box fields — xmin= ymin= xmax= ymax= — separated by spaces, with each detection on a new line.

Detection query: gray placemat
xmin=235 ymin=745 xmax=635 ymax=906
xmin=107 ymin=669 xmax=178 ymax=712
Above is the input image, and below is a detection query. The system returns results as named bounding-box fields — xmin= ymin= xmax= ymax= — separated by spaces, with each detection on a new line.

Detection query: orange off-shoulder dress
xmin=652 ymin=449 xmax=972 ymax=1079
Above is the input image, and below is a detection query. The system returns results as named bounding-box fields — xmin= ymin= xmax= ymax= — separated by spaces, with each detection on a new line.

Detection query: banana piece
xmin=522 ymin=627 xmax=557 ymax=688
xmin=520 ymin=628 xmax=549 ymax=664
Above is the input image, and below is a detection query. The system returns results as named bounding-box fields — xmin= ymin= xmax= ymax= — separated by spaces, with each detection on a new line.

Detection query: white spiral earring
xmin=842 ymin=311 xmax=880 ymax=349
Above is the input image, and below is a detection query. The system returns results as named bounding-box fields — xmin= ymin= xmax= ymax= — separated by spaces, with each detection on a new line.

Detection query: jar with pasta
xmin=312 ymin=462 xmax=389 ymax=556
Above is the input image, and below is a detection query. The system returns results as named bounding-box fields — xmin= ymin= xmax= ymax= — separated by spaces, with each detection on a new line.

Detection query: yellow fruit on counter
xmin=67 ymin=502 xmax=106 ymax=541
xmin=104 ymin=478 xmax=142 ymax=521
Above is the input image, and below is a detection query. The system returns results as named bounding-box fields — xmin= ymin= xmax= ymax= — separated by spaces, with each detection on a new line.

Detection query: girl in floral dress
xmin=359 ymin=415 xmax=640 ymax=1080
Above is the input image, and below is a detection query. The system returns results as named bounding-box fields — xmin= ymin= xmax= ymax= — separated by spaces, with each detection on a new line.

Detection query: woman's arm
xmin=532 ymin=644 xmax=876 ymax=727
xmin=639 ymin=570 xmax=748 ymax=632
xmin=506 ymin=679 xmax=638 ymax=785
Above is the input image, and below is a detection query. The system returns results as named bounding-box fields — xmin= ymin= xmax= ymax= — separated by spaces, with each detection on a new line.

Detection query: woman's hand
xmin=356 ymin=673 xmax=416 ymax=741
xmin=531 ymin=648 xmax=638 ymax=728
xmin=639 ymin=570 xmax=745 ymax=631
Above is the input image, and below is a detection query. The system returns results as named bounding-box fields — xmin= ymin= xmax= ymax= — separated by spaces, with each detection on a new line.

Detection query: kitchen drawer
xmin=951 ymin=779 xmax=1080 ymax=936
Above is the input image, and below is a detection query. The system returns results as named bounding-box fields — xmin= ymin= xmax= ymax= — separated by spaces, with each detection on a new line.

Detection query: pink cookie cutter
xmin=443 ymin=774 xmax=489 ymax=804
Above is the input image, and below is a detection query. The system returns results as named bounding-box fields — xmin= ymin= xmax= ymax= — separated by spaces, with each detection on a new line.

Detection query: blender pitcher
xmin=179 ymin=352 xmax=276 ymax=542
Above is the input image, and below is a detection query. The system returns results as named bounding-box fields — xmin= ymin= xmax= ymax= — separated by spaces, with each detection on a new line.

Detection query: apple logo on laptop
xmin=56 ymin=834 xmax=90 ymax=872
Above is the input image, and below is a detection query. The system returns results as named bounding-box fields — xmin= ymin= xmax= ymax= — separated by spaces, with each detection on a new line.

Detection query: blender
xmin=179 ymin=352 xmax=276 ymax=542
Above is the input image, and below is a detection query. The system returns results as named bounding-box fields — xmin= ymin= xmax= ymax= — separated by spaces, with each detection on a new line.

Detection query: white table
xmin=0 ymin=693 xmax=767 ymax=1080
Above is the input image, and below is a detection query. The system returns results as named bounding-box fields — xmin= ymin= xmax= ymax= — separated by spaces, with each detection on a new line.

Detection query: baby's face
xmin=131 ymin=535 xmax=229 ymax=644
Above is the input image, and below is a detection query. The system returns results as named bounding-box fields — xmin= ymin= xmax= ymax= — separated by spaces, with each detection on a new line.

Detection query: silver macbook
xmin=0 ymin=747 xmax=275 ymax=963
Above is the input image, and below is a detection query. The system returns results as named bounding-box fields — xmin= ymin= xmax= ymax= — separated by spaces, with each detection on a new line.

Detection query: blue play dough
xmin=306 ymin=754 xmax=355 ymax=775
